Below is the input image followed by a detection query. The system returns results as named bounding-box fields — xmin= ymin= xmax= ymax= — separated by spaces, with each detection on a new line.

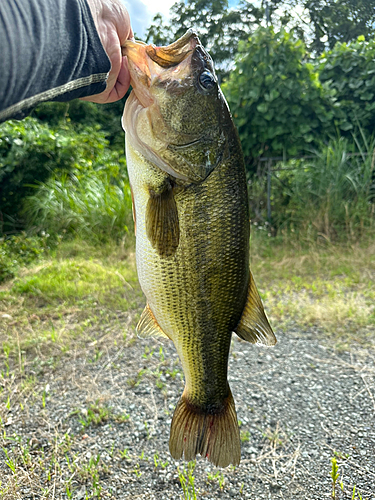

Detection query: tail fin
xmin=169 ymin=388 xmax=241 ymax=468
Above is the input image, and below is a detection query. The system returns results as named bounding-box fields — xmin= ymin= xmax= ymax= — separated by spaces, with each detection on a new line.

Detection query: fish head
xmin=122 ymin=30 xmax=231 ymax=183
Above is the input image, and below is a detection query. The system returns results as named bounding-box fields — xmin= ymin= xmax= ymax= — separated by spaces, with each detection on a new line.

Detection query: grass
xmin=178 ymin=461 xmax=197 ymax=500
xmin=255 ymin=137 xmax=375 ymax=243
xmin=0 ymin=235 xmax=374 ymax=498
xmin=0 ymin=239 xmax=141 ymax=363
xmin=250 ymin=233 xmax=375 ymax=348
xmin=23 ymin=169 xmax=133 ymax=243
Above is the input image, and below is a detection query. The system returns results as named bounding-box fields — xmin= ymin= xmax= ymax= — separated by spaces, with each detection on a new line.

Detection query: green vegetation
xmin=329 ymin=454 xmax=369 ymax=500
xmin=222 ymin=28 xmax=334 ymax=158
xmin=23 ymin=168 xmax=132 ymax=242
xmin=223 ymin=30 xmax=375 ymax=159
xmin=250 ymin=235 xmax=375 ymax=348
xmin=249 ymin=137 xmax=375 ymax=240
xmin=178 ymin=460 xmax=197 ymax=500
xmin=0 ymin=2 xmax=374 ymax=497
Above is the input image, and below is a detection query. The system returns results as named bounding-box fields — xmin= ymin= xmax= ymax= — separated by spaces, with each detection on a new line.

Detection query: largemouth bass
xmin=122 ymin=30 xmax=276 ymax=468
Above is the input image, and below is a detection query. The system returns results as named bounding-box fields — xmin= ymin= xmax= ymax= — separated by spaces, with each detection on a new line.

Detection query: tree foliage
xmin=319 ymin=36 xmax=375 ymax=136
xmin=268 ymin=0 xmax=375 ymax=54
xmin=145 ymin=0 xmax=263 ymax=72
xmin=32 ymin=97 xmax=128 ymax=148
xmin=222 ymin=28 xmax=335 ymax=159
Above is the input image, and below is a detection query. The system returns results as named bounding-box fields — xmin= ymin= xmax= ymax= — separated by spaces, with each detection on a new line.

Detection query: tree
xmin=222 ymin=27 xmax=335 ymax=160
xmin=145 ymin=0 xmax=263 ymax=74
xmin=267 ymin=0 xmax=375 ymax=54
xmin=319 ymin=36 xmax=375 ymax=136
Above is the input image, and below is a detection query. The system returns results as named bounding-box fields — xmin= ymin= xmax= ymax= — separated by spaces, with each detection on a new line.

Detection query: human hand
xmin=82 ymin=0 xmax=133 ymax=103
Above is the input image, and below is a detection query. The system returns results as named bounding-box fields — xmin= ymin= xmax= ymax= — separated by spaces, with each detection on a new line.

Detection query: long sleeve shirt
xmin=0 ymin=0 xmax=111 ymax=122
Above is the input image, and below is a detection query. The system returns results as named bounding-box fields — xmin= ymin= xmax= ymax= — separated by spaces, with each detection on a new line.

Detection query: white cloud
xmin=122 ymin=0 xmax=175 ymax=39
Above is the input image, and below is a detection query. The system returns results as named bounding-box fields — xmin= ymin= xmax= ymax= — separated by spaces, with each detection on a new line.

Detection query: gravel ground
xmin=1 ymin=325 xmax=375 ymax=499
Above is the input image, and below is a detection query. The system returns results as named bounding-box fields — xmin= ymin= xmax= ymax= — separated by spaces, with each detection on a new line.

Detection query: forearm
xmin=0 ymin=0 xmax=111 ymax=122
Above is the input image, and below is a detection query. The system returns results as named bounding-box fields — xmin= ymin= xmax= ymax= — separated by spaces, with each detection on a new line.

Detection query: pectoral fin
xmin=234 ymin=272 xmax=276 ymax=346
xmin=137 ymin=303 xmax=170 ymax=340
xmin=130 ymin=184 xmax=136 ymax=236
xmin=146 ymin=183 xmax=179 ymax=258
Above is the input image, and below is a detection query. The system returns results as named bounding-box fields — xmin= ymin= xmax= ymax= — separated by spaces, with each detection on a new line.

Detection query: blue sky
xmin=122 ymin=0 xmax=176 ymax=39
xmin=122 ymin=0 xmax=243 ymax=40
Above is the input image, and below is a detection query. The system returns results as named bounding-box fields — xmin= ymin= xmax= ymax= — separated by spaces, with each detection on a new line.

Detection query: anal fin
xmin=234 ymin=271 xmax=276 ymax=346
xmin=137 ymin=303 xmax=170 ymax=340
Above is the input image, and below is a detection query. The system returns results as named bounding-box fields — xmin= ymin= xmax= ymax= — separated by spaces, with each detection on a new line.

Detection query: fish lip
xmin=122 ymin=30 xmax=201 ymax=100
xmin=145 ymin=30 xmax=200 ymax=68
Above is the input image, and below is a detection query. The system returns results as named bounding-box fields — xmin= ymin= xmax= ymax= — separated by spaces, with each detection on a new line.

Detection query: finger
xmin=115 ymin=56 xmax=131 ymax=99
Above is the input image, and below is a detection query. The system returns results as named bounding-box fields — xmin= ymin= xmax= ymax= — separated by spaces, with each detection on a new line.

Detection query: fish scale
xmin=122 ymin=30 xmax=276 ymax=467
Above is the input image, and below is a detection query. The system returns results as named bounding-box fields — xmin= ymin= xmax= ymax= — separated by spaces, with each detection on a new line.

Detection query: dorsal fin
xmin=146 ymin=182 xmax=179 ymax=258
xmin=137 ymin=303 xmax=170 ymax=339
xmin=234 ymin=272 xmax=276 ymax=346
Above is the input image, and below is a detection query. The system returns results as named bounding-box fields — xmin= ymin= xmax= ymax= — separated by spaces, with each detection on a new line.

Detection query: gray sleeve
xmin=0 ymin=0 xmax=111 ymax=122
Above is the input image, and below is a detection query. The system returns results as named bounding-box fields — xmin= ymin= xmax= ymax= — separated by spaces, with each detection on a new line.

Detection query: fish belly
xmin=126 ymin=141 xmax=250 ymax=407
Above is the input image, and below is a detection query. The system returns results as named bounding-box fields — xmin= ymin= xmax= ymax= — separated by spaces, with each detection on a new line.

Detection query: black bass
xmin=122 ymin=30 xmax=276 ymax=468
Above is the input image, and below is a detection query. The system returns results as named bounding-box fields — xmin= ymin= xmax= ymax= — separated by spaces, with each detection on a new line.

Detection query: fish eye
xmin=198 ymin=71 xmax=216 ymax=91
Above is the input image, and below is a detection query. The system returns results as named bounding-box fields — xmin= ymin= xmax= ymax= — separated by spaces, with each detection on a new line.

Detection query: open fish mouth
xmin=121 ymin=29 xmax=199 ymax=70
xmin=121 ymin=30 xmax=200 ymax=108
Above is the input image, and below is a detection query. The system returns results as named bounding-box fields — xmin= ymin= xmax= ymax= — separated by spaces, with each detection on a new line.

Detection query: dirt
xmin=1 ymin=322 xmax=375 ymax=500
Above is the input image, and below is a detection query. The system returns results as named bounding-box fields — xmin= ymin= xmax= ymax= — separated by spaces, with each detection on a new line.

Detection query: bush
xmin=319 ymin=36 xmax=375 ymax=137
xmin=222 ymin=27 xmax=335 ymax=160
xmin=0 ymin=118 xmax=111 ymax=233
xmin=23 ymin=167 xmax=133 ymax=243
xmin=0 ymin=233 xmax=51 ymax=283
xmin=270 ymin=138 xmax=375 ymax=241
xmin=32 ymin=98 xmax=127 ymax=148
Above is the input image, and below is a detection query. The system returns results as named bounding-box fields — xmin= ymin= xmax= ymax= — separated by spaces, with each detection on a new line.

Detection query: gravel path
xmin=1 ymin=325 xmax=375 ymax=499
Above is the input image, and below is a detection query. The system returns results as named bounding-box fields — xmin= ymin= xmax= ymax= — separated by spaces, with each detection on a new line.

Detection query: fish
xmin=121 ymin=30 xmax=276 ymax=468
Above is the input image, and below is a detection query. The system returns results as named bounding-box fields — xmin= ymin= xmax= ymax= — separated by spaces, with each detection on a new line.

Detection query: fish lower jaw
xmin=123 ymin=92 xmax=191 ymax=182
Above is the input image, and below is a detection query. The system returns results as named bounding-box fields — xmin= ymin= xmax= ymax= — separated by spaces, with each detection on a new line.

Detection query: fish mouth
xmin=122 ymin=31 xmax=207 ymax=182
xmin=121 ymin=30 xmax=200 ymax=108
xmin=121 ymin=29 xmax=199 ymax=69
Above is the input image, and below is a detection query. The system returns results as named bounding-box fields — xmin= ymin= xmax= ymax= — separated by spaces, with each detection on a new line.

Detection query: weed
xmin=119 ymin=448 xmax=130 ymax=460
xmin=132 ymin=463 xmax=142 ymax=478
xmin=2 ymin=447 xmax=16 ymax=473
xmin=331 ymin=457 xmax=340 ymax=499
xmin=79 ymin=400 xmax=111 ymax=428
xmin=142 ymin=346 xmax=154 ymax=359
xmin=165 ymin=367 xmax=180 ymax=378
xmin=262 ymin=424 xmax=284 ymax=448
xmin=240 ymin=430 xmax=251 ymax=442
xmin=207 ymin=470 xmax=225 ymax=491
xmin=114 ymin=412 xmax=130 ymax=423
xmin=153 ymin=452 xmax=169 ymax=469
xmin=127 ymin=368 xmax=146 ymax=387
xmin=89 ymin=348 xmax=103 ymax=363
xmin=178 ymin=460 xmax=197 ymax=500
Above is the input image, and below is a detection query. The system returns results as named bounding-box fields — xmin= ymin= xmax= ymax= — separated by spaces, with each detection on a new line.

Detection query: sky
xmin=122 ymin=0 xmax=176 ymax=39
xmin=122 ymin=0 xmax=243 ymax=40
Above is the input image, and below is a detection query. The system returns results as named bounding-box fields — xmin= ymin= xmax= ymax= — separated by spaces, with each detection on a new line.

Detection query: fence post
xmin=267 ymin=159 xmax=272 ymax=224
